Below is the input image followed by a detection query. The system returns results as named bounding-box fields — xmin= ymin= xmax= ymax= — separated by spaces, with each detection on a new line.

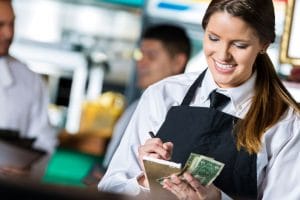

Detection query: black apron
xmin=156 ymin=70 xmax=257 ymax=198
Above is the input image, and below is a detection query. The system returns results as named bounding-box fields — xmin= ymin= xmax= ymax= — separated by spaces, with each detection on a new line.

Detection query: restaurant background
xmin=5 ymin=0 xmax=300 ymax=193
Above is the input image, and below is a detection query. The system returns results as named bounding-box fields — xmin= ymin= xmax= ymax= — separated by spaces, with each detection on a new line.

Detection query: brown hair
xmin=202 ymin=0 xmax=300 ymax=153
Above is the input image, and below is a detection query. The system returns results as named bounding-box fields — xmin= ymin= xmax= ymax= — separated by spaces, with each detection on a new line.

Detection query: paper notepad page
xmin=143 ymin=156 xmax=181 ymax=199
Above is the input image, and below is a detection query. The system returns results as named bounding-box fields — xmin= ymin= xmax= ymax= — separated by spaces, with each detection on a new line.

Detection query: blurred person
xmin=0 ymin=0 xmax=58 ymax=176
xmin=101 ymin=24 xmax=191 ymax=170
xmin=98 ymin=0 xmax=300 ymax=199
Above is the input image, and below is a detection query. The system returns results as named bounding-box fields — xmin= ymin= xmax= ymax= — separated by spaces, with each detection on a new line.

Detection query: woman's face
xmin=203 ymin=11 xmax=267 ymax=88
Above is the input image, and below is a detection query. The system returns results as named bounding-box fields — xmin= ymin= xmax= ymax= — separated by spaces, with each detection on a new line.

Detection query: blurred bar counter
xmin=0 ymin=173 xmax=129 ymax=200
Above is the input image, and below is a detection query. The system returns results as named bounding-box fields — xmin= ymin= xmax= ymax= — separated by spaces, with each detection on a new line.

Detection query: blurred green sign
xmin=102 ymin=0 xmax=143 ymax=7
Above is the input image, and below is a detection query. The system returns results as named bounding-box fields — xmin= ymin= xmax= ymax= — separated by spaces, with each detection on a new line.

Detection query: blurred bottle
xmin=79 ymin=92 xmax=126 ymax=138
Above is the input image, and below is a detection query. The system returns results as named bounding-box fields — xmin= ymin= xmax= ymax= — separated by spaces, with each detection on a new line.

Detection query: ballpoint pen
xmin=149 ymin=131 xmax=156 ymax=138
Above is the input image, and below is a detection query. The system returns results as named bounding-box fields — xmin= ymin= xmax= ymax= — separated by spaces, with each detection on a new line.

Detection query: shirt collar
xmin=200 ymin=68 xmax=256 ymax=110
xmin=0 ymin=56 xmax=14 ymax=88
xmin=200 ymin=68 xmax=220 ymax=103
xmin=226 ymin=71 xmax=256 ymax=110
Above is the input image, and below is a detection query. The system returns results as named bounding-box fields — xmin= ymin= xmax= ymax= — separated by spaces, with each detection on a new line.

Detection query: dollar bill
xmin=185 ymin=153 xmax=224 ymax=186
xmin=156 ymin=153 xmax=224 ymax=186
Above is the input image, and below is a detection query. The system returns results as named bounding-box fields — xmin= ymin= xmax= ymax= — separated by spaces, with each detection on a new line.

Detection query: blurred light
xmin=132 ymin=48 xmax=143 ymax=61
xmin=13 ymin=0 xmax=62 ymax=43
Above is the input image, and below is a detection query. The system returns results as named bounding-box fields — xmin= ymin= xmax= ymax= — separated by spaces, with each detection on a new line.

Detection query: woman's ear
xmin=259 ymin=43 xmax=270 ymax=54
xmin=262 ymin=43 xmax=270 ymax=52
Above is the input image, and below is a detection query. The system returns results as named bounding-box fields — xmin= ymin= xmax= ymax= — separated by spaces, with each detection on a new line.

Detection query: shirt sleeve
xmin=259 ymin=111 xmax=300 ymax=199
xmin=98 ymin=86 xmax=167 ymax=195
xmin=28 ymin=74 xmax=58 ymax=153
xmin=102 ymin=101 xmax=139 ymax=169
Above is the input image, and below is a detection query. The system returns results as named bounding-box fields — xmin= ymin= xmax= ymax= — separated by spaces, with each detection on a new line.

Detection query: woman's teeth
xmin=215 ymin=61 xmax=234 ymax=69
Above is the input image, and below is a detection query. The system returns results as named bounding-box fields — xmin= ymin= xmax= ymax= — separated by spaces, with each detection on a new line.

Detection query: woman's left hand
xmin=162 ymin=172 xmax=221 ymax=200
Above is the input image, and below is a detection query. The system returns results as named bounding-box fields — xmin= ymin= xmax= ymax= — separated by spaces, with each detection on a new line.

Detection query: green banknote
xmin=156 ymin=153 xmax=224 ymax=186
xmin=186 ymin=153 xmax=224 ymax=186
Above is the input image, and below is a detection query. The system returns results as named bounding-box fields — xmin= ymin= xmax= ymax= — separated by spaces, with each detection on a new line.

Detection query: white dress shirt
xmin=0 ymin=56 xmax=58 ymax=153
xmin=103 ymin=100 xmax=139 ymax=169
xmin=99 ymin=69 xmax=300 ymax=199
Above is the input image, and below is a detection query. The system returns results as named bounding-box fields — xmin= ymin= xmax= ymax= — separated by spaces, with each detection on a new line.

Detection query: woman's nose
xmin=217 ymin=44 xmax=232 ymax=61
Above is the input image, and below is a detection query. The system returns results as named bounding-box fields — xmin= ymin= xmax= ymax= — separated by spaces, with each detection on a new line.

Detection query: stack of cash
xmin=157 ymin=153 xmax=224 ymax=186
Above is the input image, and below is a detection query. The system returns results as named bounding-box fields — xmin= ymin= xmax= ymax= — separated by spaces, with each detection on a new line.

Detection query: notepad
xmin=143 ymin=156 xmax=181 ymax=199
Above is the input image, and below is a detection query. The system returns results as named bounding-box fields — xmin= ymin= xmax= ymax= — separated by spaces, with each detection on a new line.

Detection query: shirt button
xmin=238 ymin=105 xmax=242 ymax=110
xmin=201 ymin=96 xmax=204 ymax=100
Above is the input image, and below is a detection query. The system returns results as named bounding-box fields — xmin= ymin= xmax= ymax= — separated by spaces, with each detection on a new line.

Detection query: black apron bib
xmin=156 ymin=70 xmax=257 ymax=198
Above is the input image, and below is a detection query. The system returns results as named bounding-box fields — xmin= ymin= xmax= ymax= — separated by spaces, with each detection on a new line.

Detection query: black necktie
xmin=209 ymin=90 xmax=230 ymax=110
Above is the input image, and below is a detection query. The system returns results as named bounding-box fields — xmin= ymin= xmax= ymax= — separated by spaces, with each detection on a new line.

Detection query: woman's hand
xmin=138 ymin=138 xmax=173 ymax=161
xmin=137 ymin=138 xmax=173 ymax=188
xmin=162 ymin=172 xmax=221 ymax=200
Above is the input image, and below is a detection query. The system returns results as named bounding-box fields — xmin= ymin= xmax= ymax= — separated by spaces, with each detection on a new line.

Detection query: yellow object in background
xmin=79 ymin=92 xmax=126 ymax=138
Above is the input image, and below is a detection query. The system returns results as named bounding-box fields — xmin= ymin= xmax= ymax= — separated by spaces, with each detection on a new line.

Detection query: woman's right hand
xmin=137 ymin=138 xmax=173 ymax=187
xmin=138 ymin=137 xmax=173 ymax=161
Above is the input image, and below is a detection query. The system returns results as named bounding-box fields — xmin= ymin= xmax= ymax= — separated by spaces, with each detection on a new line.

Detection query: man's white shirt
xmin=0 ymin=56 xmax=57 ymax=153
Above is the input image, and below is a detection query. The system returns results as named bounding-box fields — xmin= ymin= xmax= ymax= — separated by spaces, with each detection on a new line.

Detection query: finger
xmin=170 ymin=174 xmax=183 ymax=185
xmin=144 ymin=137 xmax=164 ymax=146
xmin=147 ymin=153 xmax=161 ymax=159
xmin=139 ymin=140 xmax=171 ymax=160
xmin=138 ymin=139 xmax=162 ymax=155
xmin=163 ymin=178 xmax=189 ymax=200
xmin=169 ymin=175 xmax=191 ymax=195
xmin=162 ymin=142 xmax=173 ymax=151
xmin=183 ymin=172 xmax=206 ymax=193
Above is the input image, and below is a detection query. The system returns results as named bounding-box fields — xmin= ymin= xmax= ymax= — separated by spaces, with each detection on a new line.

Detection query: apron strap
xmin=181 ymin=69 xmax=207 ymax=106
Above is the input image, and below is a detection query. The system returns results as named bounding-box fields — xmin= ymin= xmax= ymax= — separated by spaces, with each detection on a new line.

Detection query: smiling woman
xmin=99 ymin=0 xmax=300 ymax=199
xmin=203 ymin=11 xmax=267 ymax=88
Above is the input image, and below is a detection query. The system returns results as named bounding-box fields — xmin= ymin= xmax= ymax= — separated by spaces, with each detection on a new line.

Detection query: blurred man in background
xmin=0 ymin=0 xmax=58 ymax=176
xmin=102 ymin=24 xmax=191 ymax=169
xmin=82 ymin=23 xmax=191 ymax=186
xmin=83 ymin=24 xmax=191 ymax=186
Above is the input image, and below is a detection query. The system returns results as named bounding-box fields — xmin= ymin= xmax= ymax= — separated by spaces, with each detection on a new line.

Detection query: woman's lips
xmin=214 ymin=60 xmax=236 ymax=73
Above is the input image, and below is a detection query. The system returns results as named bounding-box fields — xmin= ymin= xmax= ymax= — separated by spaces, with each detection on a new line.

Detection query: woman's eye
xmin=234 ymin=43 xmax=248 ymax=49
xmin=208 ymin=35 xmax=219 ymax=41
